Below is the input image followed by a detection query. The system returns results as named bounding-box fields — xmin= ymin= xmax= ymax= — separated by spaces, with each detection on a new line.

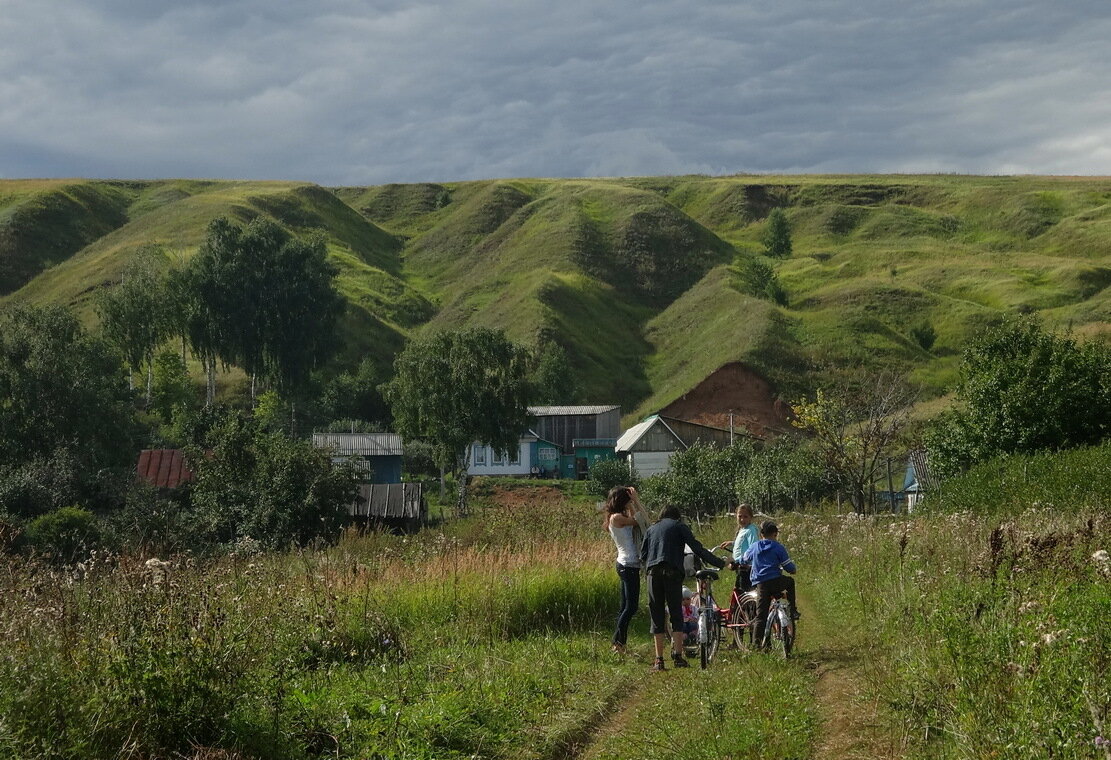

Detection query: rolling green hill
xmin=3 ymin=174 xmax=1109 ymax=423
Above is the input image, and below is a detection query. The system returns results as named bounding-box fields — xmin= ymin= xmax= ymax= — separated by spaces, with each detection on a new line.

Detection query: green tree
xmin=641 ymin=440 xmax=754 ymax=518
xmin=383 ymin=328 xmax=531 ymax=515
xmin=319 ymin=357 xmax=391 ymax=426
xmin=96 ymin=246 xmax=172 ymax=402
xmin=792 ymin=371 xmax=916 ymax=513
xmin=174 ymin=217 xmax=344 ymax=411
xmin=150 ymin=348 xmax=196 ymax=424
xmin=762 ymin=208 xmax=792 ymax=258
xmin=0 ymin=305 xmax=138 ymax=516
xmin=530 ymin=340 xmax=577 ymax=404
xmin=187 ymin=410 xmax=355 ymax=549
xmin=926 ymin=317 xmax=1111 ymax=478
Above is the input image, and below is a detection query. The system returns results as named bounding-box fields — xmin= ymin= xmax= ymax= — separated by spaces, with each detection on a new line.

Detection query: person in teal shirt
xmin=718 ymin=503 xmax=759 ymax=591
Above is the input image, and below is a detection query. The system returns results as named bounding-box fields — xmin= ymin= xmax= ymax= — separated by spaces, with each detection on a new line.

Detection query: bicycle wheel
xmin=706 ymin=610 xmax=722 ymax=663
xmin=731 ymin=597 xmax=757 ymax=650
xmin=699 ymin=609 xmax=712 ymax=669
xmin=766 ymin=603 xmax=785 ymax=656
xmin=781 ymin=604 xmax=795 ymax=658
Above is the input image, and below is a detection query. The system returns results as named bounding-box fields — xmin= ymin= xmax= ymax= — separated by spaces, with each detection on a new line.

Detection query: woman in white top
xmin=604 ymin=485 xmax=648 ymax=654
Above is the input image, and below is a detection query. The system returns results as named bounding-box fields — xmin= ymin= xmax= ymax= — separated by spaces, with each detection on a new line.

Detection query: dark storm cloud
xmin=2 ymin=0 xmax=1110 ymax=183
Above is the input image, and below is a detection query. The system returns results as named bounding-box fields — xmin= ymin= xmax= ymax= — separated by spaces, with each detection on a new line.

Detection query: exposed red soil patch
xmin=489 ymin=485 xmax=567 ymax=510
xmin=660 ymin=362 xmax=795 ymax=437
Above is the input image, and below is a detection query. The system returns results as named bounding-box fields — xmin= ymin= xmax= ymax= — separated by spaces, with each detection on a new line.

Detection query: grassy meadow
xmin=3 ymin=175 xmax=1109 ymax=419
xmin=2 ymin=446 xmax=1108 ymax=759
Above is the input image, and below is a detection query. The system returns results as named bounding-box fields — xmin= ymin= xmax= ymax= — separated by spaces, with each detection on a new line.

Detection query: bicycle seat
xmin=695 ymin=569 xmax=719 ymax=580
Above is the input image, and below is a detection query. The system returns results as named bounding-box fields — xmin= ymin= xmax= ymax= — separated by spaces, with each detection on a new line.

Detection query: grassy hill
xmin=3 ymin=174 xmax=1109 ymax=422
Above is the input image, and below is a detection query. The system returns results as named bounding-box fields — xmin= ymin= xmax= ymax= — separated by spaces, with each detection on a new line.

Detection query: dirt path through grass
xmin=801 ymin=589 xmax=901 ymax=759
xmin=557 ymin=585 xmax=902 ymax=760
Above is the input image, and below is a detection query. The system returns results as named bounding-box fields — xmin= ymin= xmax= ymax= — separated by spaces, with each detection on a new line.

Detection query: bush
xmin=736 ymin=436 xmax=825 ymax=511
xmin=924 ymin=442 xmax=1111 ymax=517
xmin=188 ymin=410 xmax=356 ymax=549
xmin=587 ymin=458 xmax=638 ymax=498
xmin=403 ymin=439 xmax=445 ymax=479
xmin=926 ymin=317 xmax=1111 ymax=477
xmin=641 ymin=441 xmax=754 ymax=517
xmin=23 ymin=506 xmax=102 ymax=562
xmin=735 ymin=256 xmax=787 ymax=304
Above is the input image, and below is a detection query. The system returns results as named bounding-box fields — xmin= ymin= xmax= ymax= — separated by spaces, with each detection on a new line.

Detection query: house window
xmin=473 ymin=444 xmax=486 ymax=466
xmin=510 ymin=446 xmax=520 ymax=465
xmin=492 ymin=449 xmax=505 ymax=465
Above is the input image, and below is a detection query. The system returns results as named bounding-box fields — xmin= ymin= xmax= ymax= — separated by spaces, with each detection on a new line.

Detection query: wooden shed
xmin=615 ymin=415 xmax=740 ymax=477
xmin=350 ymin=482 xmax=427 ymax=532
xmin=312 ymin=432 xmax=404 ymax=484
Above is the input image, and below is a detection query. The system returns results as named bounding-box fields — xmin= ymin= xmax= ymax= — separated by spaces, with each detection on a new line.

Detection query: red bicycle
xmin=715 ymin=549 xmax=759 ymax=650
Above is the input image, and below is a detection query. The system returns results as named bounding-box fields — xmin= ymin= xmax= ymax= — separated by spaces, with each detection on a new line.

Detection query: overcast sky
xmin=2 ymin=1 xmax=1110 ymax=184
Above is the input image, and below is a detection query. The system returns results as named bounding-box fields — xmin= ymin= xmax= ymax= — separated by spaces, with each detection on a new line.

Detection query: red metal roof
xmin=136 ymin=449 xmax=195 ymax=489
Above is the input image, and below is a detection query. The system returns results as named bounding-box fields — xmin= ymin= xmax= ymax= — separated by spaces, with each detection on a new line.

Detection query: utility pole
xmin=729 ymin=411 xmax=734 ymax=445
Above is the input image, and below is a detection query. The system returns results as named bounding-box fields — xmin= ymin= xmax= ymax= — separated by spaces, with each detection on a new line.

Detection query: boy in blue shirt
xmin=742 ymin=520 xmax=799 ymax=648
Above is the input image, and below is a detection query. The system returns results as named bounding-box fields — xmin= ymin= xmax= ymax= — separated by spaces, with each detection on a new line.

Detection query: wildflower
xmin=1096 ymin=736 xmax=1107 ymax=748
xmin=145 ymin=558 xmax=170 ymax=585
xmin=1093 ymin=550 xmax=1110 ymax=577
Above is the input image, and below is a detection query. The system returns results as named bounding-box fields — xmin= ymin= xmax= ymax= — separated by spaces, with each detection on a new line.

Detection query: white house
xmin=466 ymin=432 xmax=535 ymax=477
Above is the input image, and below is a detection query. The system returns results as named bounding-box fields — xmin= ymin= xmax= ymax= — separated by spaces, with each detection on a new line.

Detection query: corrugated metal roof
xmin=615 ymin=417 xmax=660 ymax=452
xmin=312 ymin=433 xmax=404 ymax=456
xmin=350 ymin=482 xmax=426 ymax=520
xmin=528 ymin=405 xmax=620 ymax=416
xmin=136 ymin=449 xmax=195 ymax=489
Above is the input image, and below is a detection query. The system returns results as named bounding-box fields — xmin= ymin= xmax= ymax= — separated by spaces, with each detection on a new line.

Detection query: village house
xmin=467 ymin=405 xmax=621 ymax=479
xmin=311 ymin=432 xmax=404 ymax=484
xmin=615 ymin=414 xmax=745 ymax=477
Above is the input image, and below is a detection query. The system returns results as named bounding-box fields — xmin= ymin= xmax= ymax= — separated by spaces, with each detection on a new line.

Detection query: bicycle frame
xmin=692 ymin=570 xmax=723 ymax=669
xmin=762 ymin=593 xmax=795 ymax=657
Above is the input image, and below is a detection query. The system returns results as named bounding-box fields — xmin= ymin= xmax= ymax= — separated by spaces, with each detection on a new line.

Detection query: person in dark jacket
xmin=640 ymin=505 xmax=726 ymax=671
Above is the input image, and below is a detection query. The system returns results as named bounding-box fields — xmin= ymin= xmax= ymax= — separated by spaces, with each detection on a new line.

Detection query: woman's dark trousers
xmin=612 ymin=563 xmax=640 ymax=646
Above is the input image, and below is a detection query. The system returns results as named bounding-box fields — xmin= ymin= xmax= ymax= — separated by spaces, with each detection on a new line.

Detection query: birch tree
xmin=384 ymin=328 xmax=531 ymax=515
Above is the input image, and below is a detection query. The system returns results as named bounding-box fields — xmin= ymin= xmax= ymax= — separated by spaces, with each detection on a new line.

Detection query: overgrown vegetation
xmin=926 ymin=316 xmax=1110 ymax=477
xmin=798 ymin=443 xmax=1111 ymax=758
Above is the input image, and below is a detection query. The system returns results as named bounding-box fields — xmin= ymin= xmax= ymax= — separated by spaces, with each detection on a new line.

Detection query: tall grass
xmin=789 ymin=443 xmax=1111 ymax=758
xmin=0 ymin=488 xmax=628 ymax=759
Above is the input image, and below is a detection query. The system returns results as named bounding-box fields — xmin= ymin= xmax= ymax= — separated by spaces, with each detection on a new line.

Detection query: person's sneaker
xmin=792 ymin=609 xmax=802 ymax=621
xmin=650 ymin=657 xmax=666 ymax=672
xmin=671 ymin=653 xmax=690 ymax=668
